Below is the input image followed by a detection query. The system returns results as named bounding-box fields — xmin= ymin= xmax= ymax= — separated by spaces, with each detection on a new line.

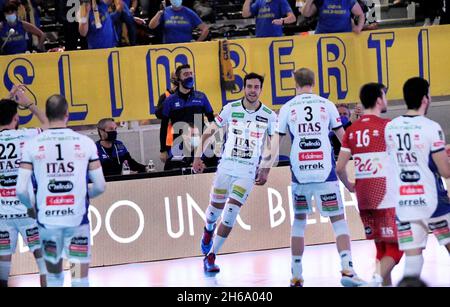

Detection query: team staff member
xmin=159 ymin=64 xmax=215 ymax=167
xmin=96 ymin=118 xmax=146 ymax=176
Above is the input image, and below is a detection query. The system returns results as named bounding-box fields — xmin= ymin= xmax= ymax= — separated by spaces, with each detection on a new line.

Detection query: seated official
xmin=96 ymin=118 xmax=146 ymax=176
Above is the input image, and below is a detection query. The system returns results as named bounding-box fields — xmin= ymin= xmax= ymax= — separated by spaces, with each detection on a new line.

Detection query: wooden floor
xmin=9 ymin=236 xmax=449 ymax=287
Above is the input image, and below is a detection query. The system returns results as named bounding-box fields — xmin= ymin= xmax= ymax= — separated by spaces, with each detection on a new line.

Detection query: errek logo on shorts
xmin=0 ymin=188 xmax=16 ymax=197
xmin=320 ymin=194 xmax=338 ymax=211
xmin=400 ymin=185 xmax=425 ymax=195
xmin=46 ymin=195 xmax=75 ymax=206
xmin=299 ymin=151 xmax=323 ymax=161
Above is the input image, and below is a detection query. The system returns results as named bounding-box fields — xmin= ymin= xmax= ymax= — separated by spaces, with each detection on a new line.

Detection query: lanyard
xmin=101 ymin=144 xmax=121 ymax=165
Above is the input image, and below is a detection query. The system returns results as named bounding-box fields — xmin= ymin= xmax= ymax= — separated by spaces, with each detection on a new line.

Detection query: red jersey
xmin=341 ymin=115 xmax=395 ymax=210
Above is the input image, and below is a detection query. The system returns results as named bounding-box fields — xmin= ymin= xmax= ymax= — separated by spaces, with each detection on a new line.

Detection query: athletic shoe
xmin=203 ymin=253 xmax=220 ymax=273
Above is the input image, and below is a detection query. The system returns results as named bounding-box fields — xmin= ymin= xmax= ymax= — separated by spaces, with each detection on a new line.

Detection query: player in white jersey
xmin=0 ymin=85 xmax=48 ymax=287
xmin=192 ymin=73 xmax=277 ymax=273
xmin=385 ymin=77 xmax=450 ymax=280
xmin=272 ymin=68 xmax=365 ymax=287
xmin=16 ymin=95 xmax=105 ymax=287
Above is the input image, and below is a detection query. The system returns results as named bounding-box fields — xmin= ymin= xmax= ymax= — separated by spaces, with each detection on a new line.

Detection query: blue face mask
xmin=181 ymin=77 xmax=195 ymax=89
xmin=340 ymin=115 xmax=349 ymax=126
xmin=5 ymin=14 xmax=17 ymax=24
xmin=171 ymin=0 xmax=183 ymax=7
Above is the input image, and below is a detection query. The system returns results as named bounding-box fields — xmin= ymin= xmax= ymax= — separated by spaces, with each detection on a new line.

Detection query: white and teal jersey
xmin=0 ymin=128 xmax=40 ymax=219
xmin=21 ymin=128 xmax=99 ymax=228
xmin=276 ymin=93 xmax=342 ymax=184
xmin=215 ymin=99 xmax=277 ymax=179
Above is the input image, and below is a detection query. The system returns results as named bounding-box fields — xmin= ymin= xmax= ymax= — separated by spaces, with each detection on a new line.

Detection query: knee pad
xmin=291 ymin=218 xmax=307 ymax=237
xmin=384 ymin=242 xmax=404 ymax=264
xmin=221 ymin=203 xmax=241 ymax=228
xmin=205 ymin=205 xmax=223 ymax=224
xmin=35 ymin=257 xmax=47 ymax=275
xmin=47 ymin=273 xmax=64 ymax=287
xmin=331 ymin=219 xmax=349 ymax=237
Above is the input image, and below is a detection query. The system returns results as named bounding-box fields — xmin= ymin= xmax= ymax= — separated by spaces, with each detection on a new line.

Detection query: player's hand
xmin=160 ymin=151 xmax=169 ymax=163
xmin=255 ymin=168 xmax=270 ymax=185
xmin=192 ymin=157 xmax=205 ymax=174
xmin=272 ymin=18 xmax=284 ymax=25
xmin=346 ymin=182 xmax=355 ymax=193
xmin=10 ymin=85 xmax=33 ymax=109
xmin=27 ymin=207 xmax=37 ymax=219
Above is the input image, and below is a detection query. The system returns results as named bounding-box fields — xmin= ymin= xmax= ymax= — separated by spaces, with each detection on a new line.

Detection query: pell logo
xmin=46 ymin=195 xmax=75 ymax=206
xmin=400 ymin=185 xmax=425 ymax=195
xmin=299 ymin=151 xmax=323 ymax=161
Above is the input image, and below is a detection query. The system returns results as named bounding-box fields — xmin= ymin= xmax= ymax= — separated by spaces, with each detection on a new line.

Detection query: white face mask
xmin=170 ymin=0 xmax=183 ymax=8
xmin=5 ymin=14 xmax=17 ymax=24
xmin=191 ymin=136 xmax=200 ymax=148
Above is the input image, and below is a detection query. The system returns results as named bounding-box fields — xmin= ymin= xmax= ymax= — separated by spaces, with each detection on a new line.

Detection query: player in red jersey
xmin=336 ymin=83 xmax=403 ymax=286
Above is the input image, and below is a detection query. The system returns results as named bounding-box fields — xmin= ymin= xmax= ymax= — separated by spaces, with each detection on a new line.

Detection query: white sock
xmin=47 ymin=273 xmax=64 ymax=287
xmin=339 ymin=250 xmax=354 ymax=272
xmin=291 ymin=256 xmax=303 ymax=279
xmin=404 ymin=254 xmax=424 ymax=277
xmin=72 ymin=277 xmax=90 ymax=287
xmin=211 ymin=234 xmax=226 ymax=255
xmin=0 ymin=261 xmax=11 ymax=282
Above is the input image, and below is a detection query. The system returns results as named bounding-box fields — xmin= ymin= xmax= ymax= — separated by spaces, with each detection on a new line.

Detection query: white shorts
xmin=397 ymin=213 xmax=450 ymax=251
xmin=291 ymin=181 xmax=345 ymax=217
xmin=39 ymin=224 xmax=91 ymax=264
xmin=0 ymin=218 xmax=41 ymax=256
xmin=210 ymin=172 xmax=255 ymax=205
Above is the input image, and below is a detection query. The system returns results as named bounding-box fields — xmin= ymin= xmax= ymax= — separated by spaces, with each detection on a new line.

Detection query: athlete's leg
xmin=0 ymin=254 xmax=12 ymax=288
xmin=291 ymin=213 xmax=307 ymax=286
xmin=33 ymin=249 xmax=47 ymax=287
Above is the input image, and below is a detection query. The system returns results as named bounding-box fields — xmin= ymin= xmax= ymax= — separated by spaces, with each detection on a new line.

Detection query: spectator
xmin=242 ymin=0 xmax=296 ymax=37
xmin=156 ymin=71 xmax=178 ymax=153
xmin=302 ymin=0 xmax=365 ymax=34
xmin=96 ymin=118 xmax=147 ymax=176
xmin=113 ymin=0 xmax=137 ymax=46
xmin=57 ymin=0 xmax=87 ymax=51
xmin=421 ymin=0 xmax=443 ymax=26
xmin=148 ymin=0 xmax=209 ymax=44
xmin=330 ymin=103 xmax=362 ymax=158
xmin=159 ymin=64 xmax=216 ymax=169
xmin=0 ymin=2 xmax=45 ymax=55
xmin=79 ymin=0 xmax=118 ymax=50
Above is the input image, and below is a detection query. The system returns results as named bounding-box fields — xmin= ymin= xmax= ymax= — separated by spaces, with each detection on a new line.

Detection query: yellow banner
xmin=1 ymin=25 xmax=450 ymax=127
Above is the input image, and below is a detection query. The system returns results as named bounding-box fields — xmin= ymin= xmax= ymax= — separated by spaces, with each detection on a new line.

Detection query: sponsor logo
xmin=414 ymin=134 xmax=420 ymax=141
xmin=320 ymin=106 xmax=326 ymax=113
xmin=232 ymin=129 xmax=243 ymax=135
xmin=38 ymin=145 xmax=45 ymax=152
xmin=433 ymin=141 xmax=445 ymax=147
xmin=0 ymin=231 xmax=10 ymax=240
xmin=45 ymin=208 xmax=75 ymax=216
xmin=74 ymin=144 xmax=81 ymax=151
xmin=46 ymin=195 xmax=75 ymax=206
xmin=231 ymin=185 xmax=246 ymax=198
xmin=0 ymin=188 xmax=16 ymax=197
xmin=47 ymin=180 xmax=74 ymax=193
xmin=336 ymin=117 xmax=341 ymax=123
xmin=43 ymin=240 xmax=57 ymax=258
xmin=320 ymin=193 xmax=339 ymax=211
xmin=298 ymin=122 xmax=321 ymax=133
xmin=262 ymin=106 xmax=272 ymax=114
xmin=299 ymin=162 xmax=324 ymax=171
xmin=232 ymin=112 xmax=245 ymax=119
xmin=400 ymin=185 xmax=424 ymax=195
xmin=34 ymin=153 xmax=46 ymax=160
xmin=71 ymin=237 xmax=88 ymax=245
xmin=299 ymin=138 xmax=321 ymax=150
xmin=294 ymin=195 xmax=308 ymax=209
xmin=299 ymin=151 xmax=323 ymax=161
xmin=400 ymin=170 xmax=421 ymax=183
xmin=216 ymin=116 xmax=223 ymax=123
xmin=231 ymin=119 xmax=238 ymax=126
xmin=256 ymin=116 xmax=268 ymax=123
xmin=428 ymin=220 xmax=448 ymax=231
xmin=365 ymin=226 xmax=372 ymax=236
xmin=250 ymin=132 xmax=264 ymax=138
xmin=0 ymin=175 xmax=17 ymax=187
xmin=355 ymin=157 xmax=383 ymax=176
xmin=231 ymin=102 xmax=241 ymax=107
xmin=399 ymin=198 xmax=427 ymax=207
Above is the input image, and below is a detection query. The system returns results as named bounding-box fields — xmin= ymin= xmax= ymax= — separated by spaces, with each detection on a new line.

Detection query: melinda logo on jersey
xmin=299 ymin=138 xmax=321 ymax=150
xmin=400 ymin=170 xmax=421 ymax=183
xmin=299 ymin=151 xmax=323 ymax=161
xmin=0 ymin=175 xmax=17 ymax=187
xmin=47 ymin=180 xmax=74 ymax=193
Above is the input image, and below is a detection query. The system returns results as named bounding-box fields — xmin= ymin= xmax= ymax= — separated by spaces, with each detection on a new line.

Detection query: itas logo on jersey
xmin=299 ymin=138 xmax=321 ymax=150
xmin=299 ymin=151 xmax=323 ymax=161
xmin=46 ymin=195 xmax=75 ymax=206
xmin=396 ymin=152 xmax=418 ymax=165
xmin=354 ymin=157 xmax=383 ymax=177
xmin=0 ymin=175 xmax=17 ymax=187
xmin=47 ymin=180 xmax=74 ymax=193
xmin=0 ymin=188 xmax=16 ymax=197
xmin=400 ymin=185 xmax=425 ymax=195
xmin=298 ymin=122 xmax=321 ymax=134
xmin=400 ymin=170 xmax=421 ymax=183
xmin=46 ymin=162 xmax=75 ymax=177
xmin=0 ymin=160 xmax=19 ymax=171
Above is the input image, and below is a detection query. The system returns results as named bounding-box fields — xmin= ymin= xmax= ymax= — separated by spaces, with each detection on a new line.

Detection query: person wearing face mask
xmin=159 ymin=64 xmax=216 ymax=169
xmin=78 ymin=0 xmax=118 ymax=50
xmin=148 ymin=0 xmax=209 ymax=44
xmin=95 ymin=118 xmax=146 ymax=176
xmin=0 ymin=2 xmax=45 ymax=55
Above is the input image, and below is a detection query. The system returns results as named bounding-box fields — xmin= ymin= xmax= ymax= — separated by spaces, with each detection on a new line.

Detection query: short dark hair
xmin=97 ymin=118 xmax=115 ymax=130
xmin=46 ymin=95 xmax=68 ymax=122
xmin=3 ymin=3 xmax=18 ymax=14
xmin=244 ymin=73 xmax=264 ymax=88
xmin=0 ymin=99 xmax=18 ymax=126
xmin=403 ymin=77 xmax=429 ymax=110
xmin=293 ymin=68 xmax=315 ymax=87
xmin=175 ymin=64 xmax=191 ymax=80
xmin=359 ymin=83 xmax=386 ymax=109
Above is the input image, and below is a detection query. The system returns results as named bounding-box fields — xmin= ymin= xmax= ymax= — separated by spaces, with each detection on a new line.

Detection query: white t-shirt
xmin=385 ymin=115 xmax=449 ymax=221
xmin=21 ymin=128 xmax=99 ymax=228
xmin=0 ymin=128 xmax=40 ymax=219
xmin=215 ymin=99 xmax=277 ymax=179
xmin=276 ymin=93 xmax=342 ymax=184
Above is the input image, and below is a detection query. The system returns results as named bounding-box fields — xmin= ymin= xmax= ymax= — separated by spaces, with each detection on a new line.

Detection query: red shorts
xmin=360 ymin=208 xmax=398 ymax=242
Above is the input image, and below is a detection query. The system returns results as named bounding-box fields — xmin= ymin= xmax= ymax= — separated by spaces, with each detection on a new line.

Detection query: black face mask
xmin=104 ymin=130 xmax=117 ymax=142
